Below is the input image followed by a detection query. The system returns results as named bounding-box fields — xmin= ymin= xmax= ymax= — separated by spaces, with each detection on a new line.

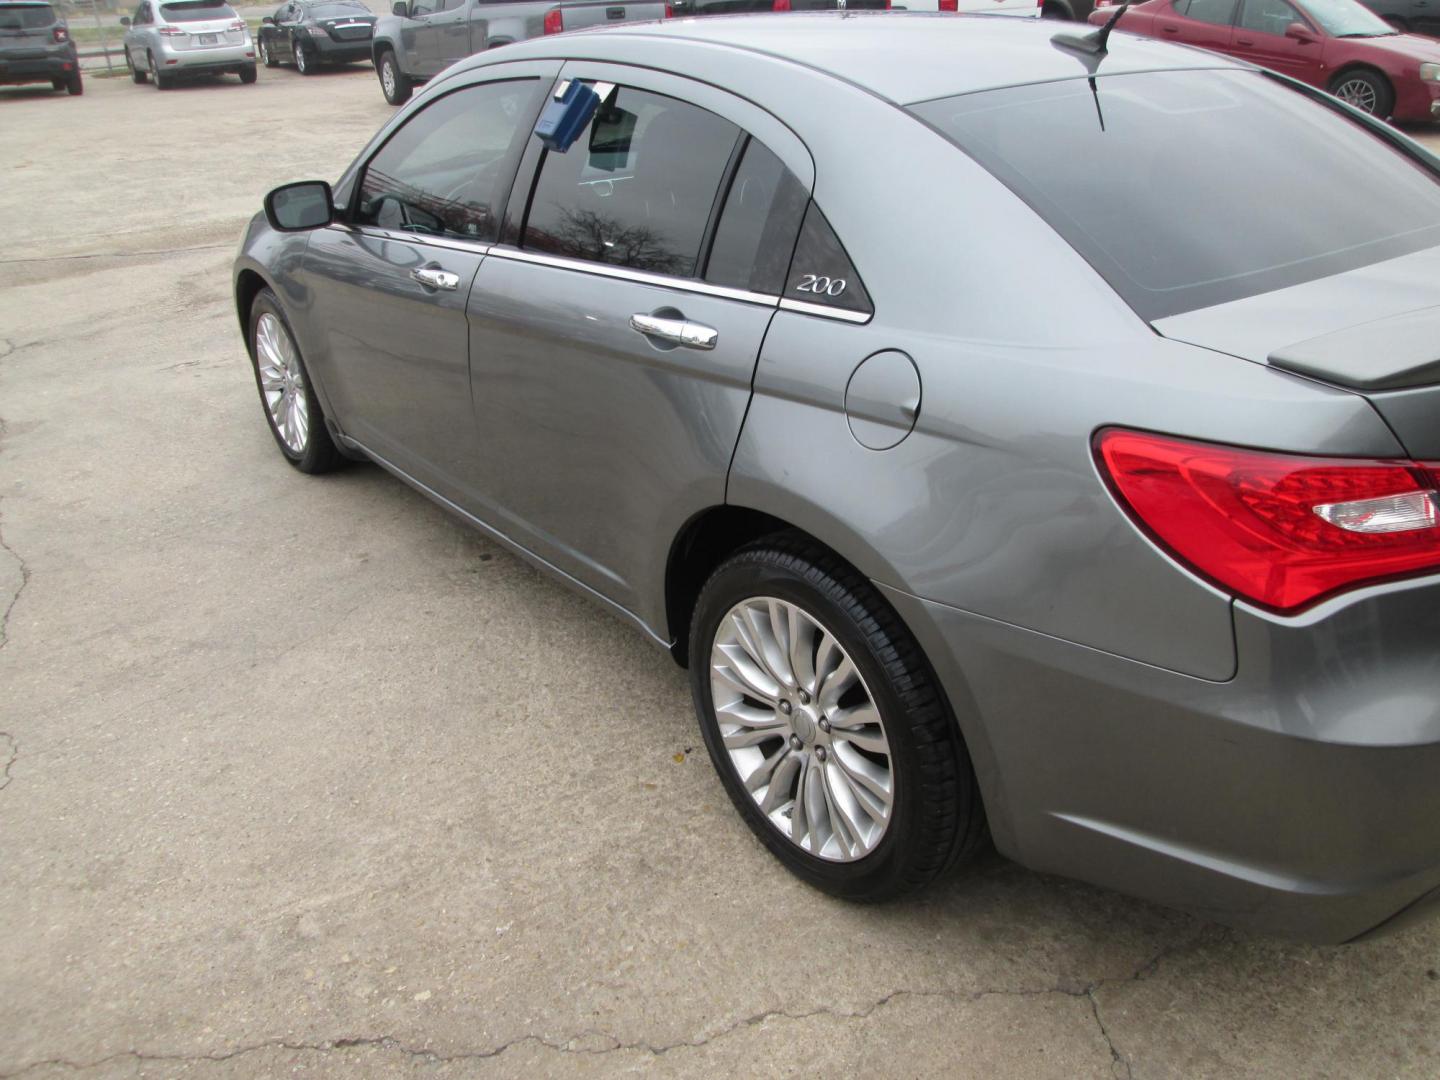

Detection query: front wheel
xmin=259 ymin=37 xmax=277 ymax=67
xmin=247 ymin=290 xmax=345 ymax=474
xmin=689 ymin=535 xmax=986 ymax=901
xmin=377 ymin=48 xmax=410 ymax=105
xmin=1329 ymin=68 xmax=1394 ymax=118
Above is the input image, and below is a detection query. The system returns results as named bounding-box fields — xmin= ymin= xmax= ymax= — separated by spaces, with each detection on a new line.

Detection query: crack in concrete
xmin=0 ymin=932 xmax=1212 ymax=1076
xmin=0 ymin=244 xmax=231 ymax=267
xmin=0 ymin=514 xmax=29 ymax=655
xmin=0 ymin=733 xmax=14 ymax=793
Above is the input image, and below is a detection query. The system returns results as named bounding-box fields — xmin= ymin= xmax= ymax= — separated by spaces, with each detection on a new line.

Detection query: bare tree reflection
xmin=527 ymin=206 xmax=687 ymax=276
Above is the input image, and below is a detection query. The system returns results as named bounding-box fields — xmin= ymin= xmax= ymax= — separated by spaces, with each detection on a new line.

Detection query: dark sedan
xmin=1093 ymin=0 xmax=1440 ymax=119
xmin=1364 ymin=0 xmax=1440 ymax=35
xmin=258 ymin=0 xmax=374 ymax=73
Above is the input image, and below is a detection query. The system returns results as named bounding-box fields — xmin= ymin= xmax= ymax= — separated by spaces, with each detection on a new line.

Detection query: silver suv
xmin=120 ymin=0 xmax=256 ymax=87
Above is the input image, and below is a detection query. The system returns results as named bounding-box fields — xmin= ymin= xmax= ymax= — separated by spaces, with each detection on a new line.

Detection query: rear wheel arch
xmin=1041 ymin=0 xmax=1075 ymax=18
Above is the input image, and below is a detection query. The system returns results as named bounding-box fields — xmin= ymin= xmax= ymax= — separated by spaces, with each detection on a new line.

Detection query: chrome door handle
xmin=629 ymin=313 xmax=718 ymax=350
xmin=412 ymin=267 xmax=460 ymax=291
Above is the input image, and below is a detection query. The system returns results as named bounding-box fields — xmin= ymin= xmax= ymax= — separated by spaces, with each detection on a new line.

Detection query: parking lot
xmin=2 ymin=65 xmax=1439 ymax=1079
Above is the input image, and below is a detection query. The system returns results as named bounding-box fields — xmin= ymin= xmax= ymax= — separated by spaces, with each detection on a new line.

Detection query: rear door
xmin=1154 ymin=0 xmax=1239 ymax=52
xmin=1232 ymin=0 xmax=1320 ymax=78
xmin=464 ymin=65 xmax=814 ymax=623
xmin=300 ymin=67 xmax=554 ymax=498
xmin=549 ymin=0 xmax=668 ymax=29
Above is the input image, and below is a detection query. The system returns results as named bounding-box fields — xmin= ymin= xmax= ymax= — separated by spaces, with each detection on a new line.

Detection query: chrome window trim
xmin=331 ymin=224 xmax=494 ymax=257
xmin=488 ymin=246 xmax=779 ymax=307
xmin=778 ymin=297 xmax=872 ymax=324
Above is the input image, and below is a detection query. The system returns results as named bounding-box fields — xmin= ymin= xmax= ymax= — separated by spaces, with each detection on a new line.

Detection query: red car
xmin=1091 ymin=0 xmax=1440 ymax=120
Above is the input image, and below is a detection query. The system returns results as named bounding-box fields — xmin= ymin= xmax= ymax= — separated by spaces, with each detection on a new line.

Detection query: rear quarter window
xmin=909 ymin=70 xmax=1440 ymax=320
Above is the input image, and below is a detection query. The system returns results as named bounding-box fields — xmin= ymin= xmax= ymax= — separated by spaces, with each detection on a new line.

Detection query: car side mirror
xmin=119 ymin=15 xmax=130 ymax=24
xmin=1285 ymin=21 xmax=1317 ymax=42
xmin=261 ymin=14 xmax=273 ymax=22
xmin=265 ymin=181 xmax=334 ymax=232
xmin=392 ymin=1 xmax=408 ymax=14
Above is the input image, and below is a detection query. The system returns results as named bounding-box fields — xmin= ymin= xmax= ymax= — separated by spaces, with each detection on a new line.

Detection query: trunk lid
xmin=1155 ymin=246 xmax=1440 ymax=458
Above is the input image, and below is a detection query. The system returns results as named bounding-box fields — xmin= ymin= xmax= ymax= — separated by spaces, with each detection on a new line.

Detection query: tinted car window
xmin=523 ymin=87 xmax=740 ymax=278
xmin=1180 ymin=0 xmax=1237 ymax=24
xmin=357 ymin=80 xmax=536 ymax=241
xmin=704 ymin=138 xmax=809 ymax=295
xmin=1238 ymin=0 xmax=1300 ymax=33
xmin=309 ymin=1 xmax=368 ymax=14
xmin=160 ymin=0 xmax=238 ymax=19
xmin=783 ymin=204 xmax=872 ymax=315
xmin=910 ymin=70 xmax=1440 ymax=320
xmin=0 ymin=3 xmax=57 ymax=26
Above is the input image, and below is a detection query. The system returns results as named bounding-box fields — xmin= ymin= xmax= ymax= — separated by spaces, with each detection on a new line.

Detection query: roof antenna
xmin=1052 ymin=0 xmax=1132 ymax=56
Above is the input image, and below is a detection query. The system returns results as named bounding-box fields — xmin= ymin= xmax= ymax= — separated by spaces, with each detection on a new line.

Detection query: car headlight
xmin=1422 ymin=62 xmax=1440 ymax=82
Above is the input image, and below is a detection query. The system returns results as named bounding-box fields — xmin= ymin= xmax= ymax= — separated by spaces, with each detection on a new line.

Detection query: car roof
xmin=472 ymin=13 xmax=1246 ymax=106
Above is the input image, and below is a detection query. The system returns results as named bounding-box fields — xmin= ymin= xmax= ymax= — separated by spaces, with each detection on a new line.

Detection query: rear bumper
xmin=883 ymin=573 xmax=1440 ymax=943
xmin=310 ymin=35 xmax=371 ymax=61
xmin=158 ymin=40 xmax=254 ymax=72
xmin=0 ymin=49 xmax=76 ymax=84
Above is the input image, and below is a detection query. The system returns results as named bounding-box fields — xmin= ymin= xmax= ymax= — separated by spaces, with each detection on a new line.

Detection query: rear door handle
xmin=412 ymin=266 xmax=460 ymax=291
xmin=630 ymin=313 xmax=718 ymax=350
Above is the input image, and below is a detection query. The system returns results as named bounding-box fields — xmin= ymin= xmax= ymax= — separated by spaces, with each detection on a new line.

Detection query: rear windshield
xmin=909 ymin=69 xmax=1440 ymax=320
xmin=160 ymin=0 xmax=237 ymax=20
xmin=0 ymin=4 xmax=56 ymax=29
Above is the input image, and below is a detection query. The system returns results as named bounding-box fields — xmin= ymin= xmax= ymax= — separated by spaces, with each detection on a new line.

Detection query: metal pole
xmin=89 ymin=1 xmax=114 ymax=74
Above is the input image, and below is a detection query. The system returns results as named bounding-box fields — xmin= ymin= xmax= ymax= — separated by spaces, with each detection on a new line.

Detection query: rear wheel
xmin=51 ymin=77 xmax=64 ymax=90
xmin=66 ymin=71 xmax=82 ymax=94
xmin=148 ymin=51 xmax=170 ymax=90
xmin=1329 ymin=68 xmax=1393 ymax=117
xmin=377 ymin=48 xmax=410 ymax=105
xmin=294 ymin=40 xmax=314 ymax=74
xmin=690 ymin=535 xmax=986 ymax=900
xmin=247 ymin=290 xmax=345 ymax=474
xmin=239 ymin=62 xmax=257 ymax=83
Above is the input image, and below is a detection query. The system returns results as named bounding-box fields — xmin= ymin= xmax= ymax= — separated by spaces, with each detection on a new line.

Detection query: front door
xmin=300 ymin=72 xmax=552 ymax=499
xmin=1232 ymin=0 xmax=1320 ymax=78
xmin=464 ymin=67 xmax=814 ymax=621
xmin=429 ymin=0 xmax=472 ymax=69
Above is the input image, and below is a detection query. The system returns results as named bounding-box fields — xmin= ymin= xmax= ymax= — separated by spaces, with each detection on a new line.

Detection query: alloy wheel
xmin=255 ymin=312 xmax=309 ymax=454
xmin=295 ymin=43 xmax=308 ymax=72
xmin=381 ymin=58 xmax=395 ymax=98
xmin=1334 ymin=77 xmax=1378 ymax=114
xmin=259 ymin=39 xmax=268 ymax=63
xmin=709 ymin=597 xmax=894 ymax=862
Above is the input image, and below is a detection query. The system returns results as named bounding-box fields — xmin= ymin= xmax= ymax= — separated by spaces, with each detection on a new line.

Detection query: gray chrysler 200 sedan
xmin=233 ymin=13 xmax=1440 ymax=942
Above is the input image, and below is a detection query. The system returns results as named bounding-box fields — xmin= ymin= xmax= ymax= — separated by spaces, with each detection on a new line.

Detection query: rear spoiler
xmin=1269 ymin=306 xmax=1440 ymax=391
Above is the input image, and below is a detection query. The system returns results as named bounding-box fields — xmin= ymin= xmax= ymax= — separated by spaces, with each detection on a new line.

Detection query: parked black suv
xmin=0 ymin=1 xmax=82 ymax=94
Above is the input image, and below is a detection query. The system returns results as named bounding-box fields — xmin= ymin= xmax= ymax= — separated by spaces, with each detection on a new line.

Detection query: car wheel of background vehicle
xmin=51 ymin=77 xmax=64 ymax=90
xmin=294 ymin=40 xmax=312 ymax=74
xmin=1041 ymin=1 xmax=1072 ymax=18
xmin=248 ymin=290 xmax=344 ymax=474
xmin=127 ymin=48 xmax=147 ymax=82
xmin=148 ymin=51 xmax=170 ymax=90
xmin=1329 ymin=68 xmax=1393 ymax=118
xmin=66 ymin=71 xmax=82 ymax=95
xmin=260 ymin=37 xmax=276 ymax=66
xmin=239 ymin=62 xmax=257 ymax=83
xmin=377 ymin=48 xmax=410 ymax=105
xmin=689 ymin=534 xmax=986 ymax=901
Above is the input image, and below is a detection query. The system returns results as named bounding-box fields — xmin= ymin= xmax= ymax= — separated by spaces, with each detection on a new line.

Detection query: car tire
xmin=66 ymin=71 xmax=83 ymax=94
xmin=148 ymin=51 xmax=170 ymax=90
xmin=247 ymin=289 xmax=345 ymax=475
xmin=377 ymin=48 xmax=410 ymax=105
xmin=239 ymin=62 xmax=257 ymax=83
xmin=1329 ymin=68 xmax=1394 ymax=118
xmin=689 ymin=534 xmax=986 ymax=901
xmin=260 ymin=37 xmax=277 ymax=67
xmin=127 ymin=49 xmax=147 ymax=82
xmin=294 ymin=40 xmax=313 ymax=74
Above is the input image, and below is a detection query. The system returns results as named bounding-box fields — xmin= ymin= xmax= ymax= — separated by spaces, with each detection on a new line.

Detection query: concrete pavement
xmin=2 ymin=67 xmax=1439 ymax=1079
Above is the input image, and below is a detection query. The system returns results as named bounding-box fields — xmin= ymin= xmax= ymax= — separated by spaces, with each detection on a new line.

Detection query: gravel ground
xmin=2 ymin=65 xmax=1439 ymax=1080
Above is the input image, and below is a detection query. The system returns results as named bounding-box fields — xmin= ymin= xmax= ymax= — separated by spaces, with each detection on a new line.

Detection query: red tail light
xmin=228 ymin=19 xmax=246 ymax=30
xmin=664 ymin=1 xmax=673 ymax=14
xmin=158 ymin=24 xmax=185 ymax=35
xmin=1095 ymin=429 xmax=1440 ymax=612
xmin=52 ymin=25 xmax=68 ymax=41
xmin=938 ymin=0 xmax=957 ymax=8
xmin=771 ymin=0 xmax=791 ymax=10
xmin=542 ymin=6 xmax=563 ymax=32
